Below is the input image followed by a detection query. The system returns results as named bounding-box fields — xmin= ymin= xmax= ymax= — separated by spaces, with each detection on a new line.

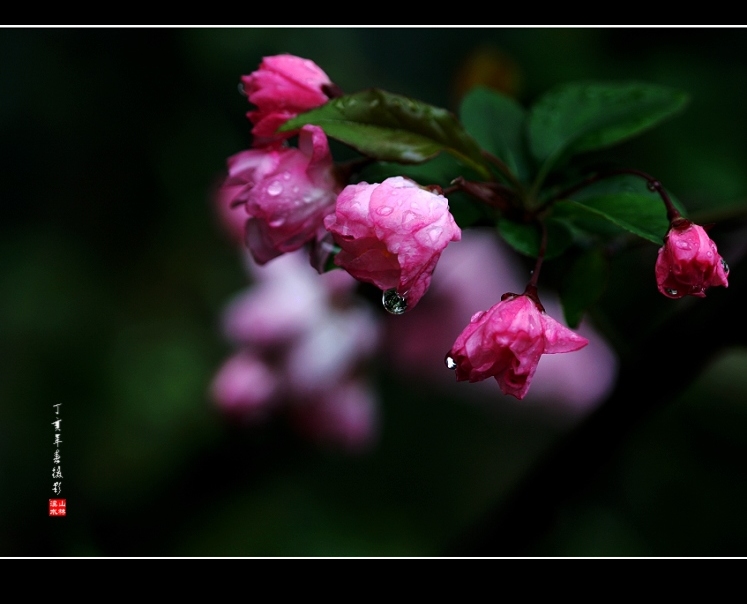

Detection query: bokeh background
xmin=3 ymin=27 xmax=747 ymax=557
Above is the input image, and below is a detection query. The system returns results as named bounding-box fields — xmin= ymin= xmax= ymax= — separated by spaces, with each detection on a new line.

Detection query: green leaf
xmin=497 ymin=217 xmax=573 ymax=260
xmin=551 ymin=174 xmax=685 ymax=244
xmin=560 ymin=248 xmax=609 ymax=328
xmin=459 ymin=86 xmax=531 ymax=182
xmin=281 ymin=89 xmax=492 ymax=178
xmin=528 ymin=81 xmax=688 ymax=176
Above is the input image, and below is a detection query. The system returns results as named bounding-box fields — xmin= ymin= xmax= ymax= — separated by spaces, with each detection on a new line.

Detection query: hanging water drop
xmin=722 ymin=258 xmax=730 ymax=273
xmin=382 ymin=289 xmax=407 ymax=315
xmin=445 ymin=355 xmax=457 ymax=370
xmin=665 ymin=288 xmax=678 ymax=296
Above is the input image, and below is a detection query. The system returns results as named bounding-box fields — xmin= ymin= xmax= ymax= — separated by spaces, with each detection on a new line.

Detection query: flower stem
xmin=523 ymin=220 xmax=547 ymax=311
xmin=481 ymin=150 xmax=526 ymax=195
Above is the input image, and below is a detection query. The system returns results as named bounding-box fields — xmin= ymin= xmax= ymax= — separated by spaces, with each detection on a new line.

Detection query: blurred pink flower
xmin=292 ymin=379 xmax=379 ymax=452
xmin=210 ymin=351 xmax=280 ymax=420
xmin=219 ymin=125 xmax=341 ymax=266
xmin=242 ymin=54 xmax=333 ymax=146
xmin=210 ymin=251 xmax=382 ymax=451
xmin=446 ymin=294 xmax=588 ymax=400
xmin=324 ymin=176 xmax=461 ymax=311
xmin=655 ymin=220 xmax=729 ymax=299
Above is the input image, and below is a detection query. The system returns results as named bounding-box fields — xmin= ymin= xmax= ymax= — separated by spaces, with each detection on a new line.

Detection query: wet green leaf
xmin=551 ymin=174 xmax=684 ymax=244
xmin=281 ymin=89 xmax=491 ymax=178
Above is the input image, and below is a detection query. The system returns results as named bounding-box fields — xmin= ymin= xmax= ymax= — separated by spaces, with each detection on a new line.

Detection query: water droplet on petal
xmin=266 ymin=181 xmax=283 ymax=196
xmin=427 ymin=226 xmax=443 ymax=242
xmin=722 ymin=258 xmax=730 ymax=273
xmin=302 ymin=191 xmax=315 ymax=203
xmin=676 ymin=241 xmax=690 ymax=250
xmin=470 ymin=310 xmax=486 ymax=323
xmin=382 ymin=289 xmax=407 ymax=315
xmin=665 ymin=288 xmax=678 ymax=296
xmin=376 ymin=206 xmax=393 ymax=216
xmin=445 ymin=355 xmax=457 ymax=370
xmin=282 ymin=172 xmax=291 ymax=181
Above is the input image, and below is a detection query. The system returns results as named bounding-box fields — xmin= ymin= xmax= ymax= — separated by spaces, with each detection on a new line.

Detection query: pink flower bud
xmin=655 ymin=220 xmax=729 ymax=298
xmin=209 ymin=352 xmax=279 ymax=418
xmin=241 ymin=54 xmax=332 ymax=145
xmin=220 ymin=125 xmax=341 ymax=265
xmin=446 ymin=294 xmax=589 ymax=400
xmin=323 ymin=176 xmax=462 ymax=311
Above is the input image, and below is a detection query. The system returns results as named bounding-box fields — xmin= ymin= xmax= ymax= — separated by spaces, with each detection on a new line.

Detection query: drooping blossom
xmin=446 ymin=290 xmax=589 ymax=400
xmin=241 ymin=54 xmax=334 ymax=146
xmin=219 ymin=125 xmax=342 ymax=266
xmin=210 ymin=250 xmax=382 ymax=451
xmin=655 ymin=219 xmax=729 ymax=299
xmin=323 ymin=176 xmax=462 ymax=311
xmin=385 ymin=229 xmax=617 ymax=411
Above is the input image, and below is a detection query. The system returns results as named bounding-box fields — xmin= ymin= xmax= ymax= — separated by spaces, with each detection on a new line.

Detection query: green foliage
xmin=281 ymin=88 xmax=492 ymax=178
xmin=527 ymin=81 xmax=689 ymax=180
xmin=551 ymin=174 xmax=685 ymax=245
xmin=459 ymin=86 xmax=531 ymax=183
xmin=497 ymin=217 xmax=574 ymax=260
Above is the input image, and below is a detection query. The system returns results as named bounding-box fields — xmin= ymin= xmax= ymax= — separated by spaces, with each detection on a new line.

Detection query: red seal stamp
xmin=49 ymin=499 xmax=66 ymax=517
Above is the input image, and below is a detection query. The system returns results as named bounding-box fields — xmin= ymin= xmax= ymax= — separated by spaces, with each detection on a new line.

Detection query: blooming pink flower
xmin=219 ymin=125 xmax=341 ymax=265
xmin=446 ymin=293 xmax=589 ymax=400
xmin=655 ymin=220 xmax=729 ymax=298
xmin=242 ymin=54 xmax=333 ymax=145
xmin=323 ymin=176 xmax=462 ymax=311
xmin=386 ymin=229 xmax=617 ymax=411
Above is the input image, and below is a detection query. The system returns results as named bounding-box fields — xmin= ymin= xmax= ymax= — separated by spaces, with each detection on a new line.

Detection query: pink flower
xmin=655 ymin=220 xmax=729 ymax=298
xmin=323 ymin=176 xmax=462 ymax=311
xmin=219 ymin=125 xmax=341 ymax=265
xmin=242 ymin=54 xmax=333 ymax=145
xmin=386 ymin=229 xmax=617 ymax=411
xmin=446 ymin=293 xmax=589 ymax=400
xmin=210 ymin=351 xmax=280 ymax=419
xmin=209 ymin=250 xmax=383 ymax=451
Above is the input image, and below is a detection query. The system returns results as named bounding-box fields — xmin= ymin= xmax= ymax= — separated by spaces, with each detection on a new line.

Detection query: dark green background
xmin=2 ymin=27 xmax=747 ymax=556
